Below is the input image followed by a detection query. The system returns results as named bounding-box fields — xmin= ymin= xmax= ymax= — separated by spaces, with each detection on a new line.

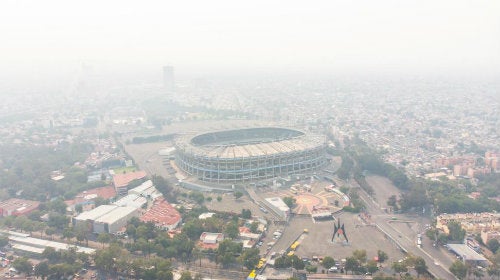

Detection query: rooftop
xmin=0 ymin=198 xmax=40 ymax=215
xmin=447 ymin=244 xmax=487 ymax=262
xmin=94 ymin=206 xmax=138 ymax=224
xmin=112 ymin=170 xmax=147 ymax=188
xmin=74 ymin=205 xmax=118 ymax=221
xmin=65 ymin=186 xmax=116 ymax=206
xmin=140 ymin=198 xmax=181 ymax=227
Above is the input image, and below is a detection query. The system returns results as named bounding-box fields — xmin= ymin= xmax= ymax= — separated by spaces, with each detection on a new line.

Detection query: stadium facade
xmin=175 ymin=127 xmax=327 ymax=184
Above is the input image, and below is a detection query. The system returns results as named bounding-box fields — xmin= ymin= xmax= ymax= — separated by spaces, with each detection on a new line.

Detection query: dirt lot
xmin=365 ymin=175 xmax=402 ymax=207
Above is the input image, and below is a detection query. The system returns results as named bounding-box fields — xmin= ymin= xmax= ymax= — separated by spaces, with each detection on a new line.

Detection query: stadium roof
xmin=177 ymin=132 xmax=324 ymax=159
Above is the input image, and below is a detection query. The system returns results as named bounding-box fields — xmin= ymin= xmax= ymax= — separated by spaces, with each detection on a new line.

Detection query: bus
xmin=290 ymin=241 xmax=300 ymax=250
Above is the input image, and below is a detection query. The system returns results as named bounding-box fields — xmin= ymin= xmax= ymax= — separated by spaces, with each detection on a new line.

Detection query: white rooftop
xmin=74 ymin=205 xmax=118 ymax=221
xmin=94 ymin=206 xmax=138 ymax=224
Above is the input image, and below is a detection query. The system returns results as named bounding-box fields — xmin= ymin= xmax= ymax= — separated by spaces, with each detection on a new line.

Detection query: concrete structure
xmin=113 ymin=194 xmax=147 ymax=209
xmin=93 ymin=206 xmax=139 ymax=234
xmin=199 ymin=212 xmax=216 ymax=219
xmin=200 ymin=232 xmax=224 ymax=244
xmin=264 ymin=197 xmax=290 ymax=220
xmin=73 ymin=205 xmax=118 ymax=229
xmin=128 ymin=180 xmax=162 ymax=200
xmin=112 ymin=170 xmax=147 ymax=195
xmin=7 ymin=233 xmax=95 ymax=255
xmin=175 ymin=127 xmax=327 ymax=184
xmin=447 ymin=244 xmax=488 ymax=266
xmin=140 ymin=198 xmax=181 ymax=231
xmin=0 ymin=198 xmax=40 ymax=217
xmin=64 ymin=186 xmax=116 ymax=212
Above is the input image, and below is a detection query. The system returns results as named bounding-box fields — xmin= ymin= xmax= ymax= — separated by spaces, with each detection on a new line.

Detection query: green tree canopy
xmin=450 ymin=260 xmax=467 ymax=280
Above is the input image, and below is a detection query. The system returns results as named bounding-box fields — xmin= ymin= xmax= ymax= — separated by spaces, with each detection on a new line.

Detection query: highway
xmin=356 ymin=186 xmax=456 ymax=280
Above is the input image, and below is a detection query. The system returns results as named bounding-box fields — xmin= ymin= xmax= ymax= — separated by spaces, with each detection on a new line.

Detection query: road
xmin=356 ymin=186 xmax=456 ymax=280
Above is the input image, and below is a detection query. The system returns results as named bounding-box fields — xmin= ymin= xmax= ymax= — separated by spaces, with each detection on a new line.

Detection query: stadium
xmin=174 ymin=127 xmax=327 ymax=184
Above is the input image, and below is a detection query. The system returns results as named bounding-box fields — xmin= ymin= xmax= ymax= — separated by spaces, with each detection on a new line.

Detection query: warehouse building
xmin=140 ymin=198 xmax=181 ymax=231
xmin=113 ymin=194 xmax=147 ymax=209
xmin=93 ymin=206 xmax=139 ymax=234
xmin=72 ymin=205 xmax=118 ymax=230
xmin=0 ymin=198 xmax=40 ymax=217
xmin=7 ymin=232 xmax=95 ymax=256
xmin=264 ymin=197 xmax=290 ymax=220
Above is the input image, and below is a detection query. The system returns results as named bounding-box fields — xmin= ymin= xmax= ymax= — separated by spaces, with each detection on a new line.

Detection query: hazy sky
xmin=1 ymin=0 xmax=500 ymax=80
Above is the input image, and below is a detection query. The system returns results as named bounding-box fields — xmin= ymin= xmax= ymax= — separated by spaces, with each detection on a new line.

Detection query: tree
xmin=0 ymin=235 xmax=9 ymax=248
xmin=234 ymin=191 xmax=243 ymax=200
xmin=352 ymin=249 xmax=367 ymax=263
xmin=217 ymin=196 xmax=222 ymax=202
xmin=488 ymin=238 xmax=500 ymax=253
xmin=97 ymin=232 xmax=112 ymax=248
xmin=249 ymin=222 xmax=259 ymax=233
xmin=447 ymin=221 xmax=466 ymax=242
xmin=387 ymin=195 xmax=398 ymax=210
xmin=94 ymin=197 xmax=108 ymax=207
xmin=391 ymin=261 xmax=408 ymax=277
xmin=49 ymin=198 xmax=68 ymax=214
xmin=224 ymin=221 xmax=239 ymax=239
xmin=42 ymin=246 xmax=60 ymax=263
xmin=241 ymin=209 xmax=252 ymax=219
xmin=377 ymin=250 xmax=388 ymax=263
xmin=322 ymin=256 xmax=335 ymax=269
xmin=413 ymin=257 xmax=428 ymax=277
xmin=450 ymin=260 xmax=467 ymax=280
xmin=75 ymin=204 xmax=83 ymax=214
xmin=283 ymin=197 xmax=296 ymax=208
xmin=345 ymin=257 xmax=358 ymax=274
xmin=34 ymin=261 xmax=50 ymax=280
xmin=62 ymin=227 xmax=75 ymax=242
xmin=240 ymin=248 xmax=260 ymax=269
xmin=366 ymin=260 xmax=379 ymax=274
xmin=75 ymin=222 xmax=91 ymax=246
xmin=12 ymin=257 xmax=33 ymax=276
xmin=306 ymin=265 xmax=317 ymax=273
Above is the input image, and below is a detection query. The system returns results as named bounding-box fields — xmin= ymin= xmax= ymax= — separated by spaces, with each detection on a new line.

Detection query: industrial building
xmin=93 ymin=206 xmax=139 ymax=234
xmin=73 ymin=204 xmax=139 ymax=234
xmin=0 ymin=198 xmax=40 ymax=217
xmin=128 ymin=180 xmax=162 ymax=200
xmin=73 ymin=205 xmax=118 ymax=229
xmin=112 ymin=170 xmax=147 ymax=195
xmin=175 ymin=127 xmax=327 ymax=184
xmin=5 ymin=231 xmax=95 ymax=256
xmin=140 ymin=198 xmax=181 ymax=231
xmin=264 ymin=197 xmax=290 ymax=220
xmin=113 ymin=194 xmax=147 ymax=209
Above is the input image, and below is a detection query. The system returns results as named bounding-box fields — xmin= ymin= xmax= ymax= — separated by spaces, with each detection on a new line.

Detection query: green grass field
xmin=113 ymin=166 xmax=137 ymax=174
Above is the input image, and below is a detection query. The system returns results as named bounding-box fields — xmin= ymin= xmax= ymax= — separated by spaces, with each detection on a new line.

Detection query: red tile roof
xmin=0 ymin=198 xmax=40 ymax=217
xmin=113 ymin=171 xmax=147 ymax=188
xmin=140 ymin=198 xmax=181 ymax=228
xmin=65 ymin=186 xmax=117 ymax=206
